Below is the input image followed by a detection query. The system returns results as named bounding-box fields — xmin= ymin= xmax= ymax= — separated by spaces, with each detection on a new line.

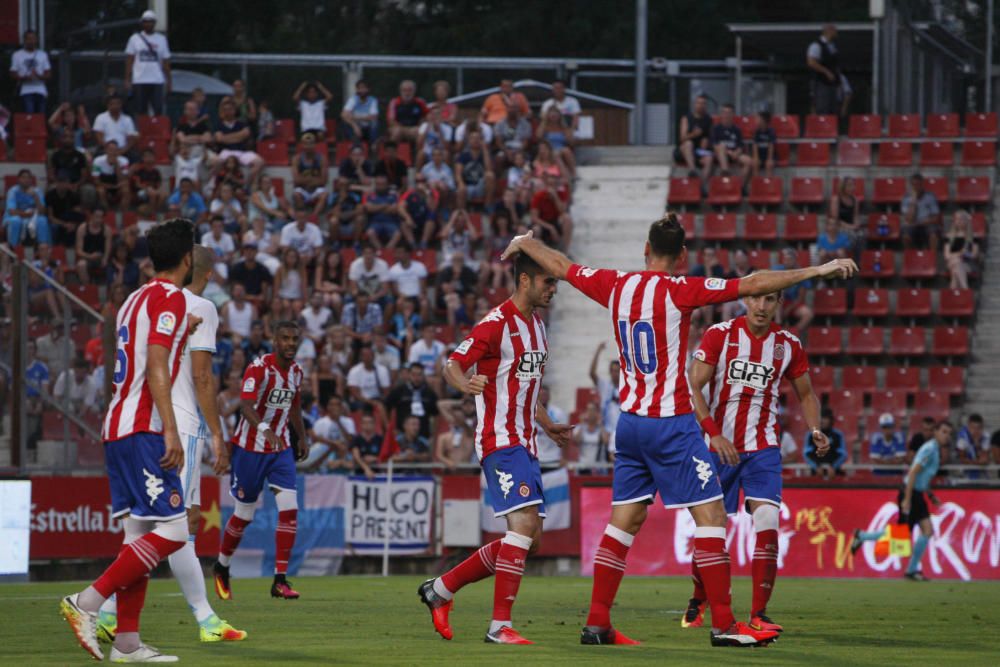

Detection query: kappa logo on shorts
xmin=692 ymin=456 xmax=714 ymax=490
xmin=726 ymin=358 xmax=775 ymax=391
xmin=143 ymin=468 xmax=164 ymax=506
xmin=496 ymin=468 xmax=514 ymax=499
xmin=518 ymin=482 xmax=530 ymax=498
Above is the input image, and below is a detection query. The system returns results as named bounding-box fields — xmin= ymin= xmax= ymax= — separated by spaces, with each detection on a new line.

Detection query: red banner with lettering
xmin=580 ymin=487 xmax=1000 ymax=580
xmin=30 ymin=476 xmax=221 ymax=559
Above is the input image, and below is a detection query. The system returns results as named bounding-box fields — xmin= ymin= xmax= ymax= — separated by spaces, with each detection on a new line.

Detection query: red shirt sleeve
xmin=240 ymin=361 xmax=266 ymax=401
xmin=146 ymin=287 xmax=186 ymax=350
xmin=567 ymin=264 xmax=620 ymax=307
xmin=387 ymin=97 xmax=398 ymax=122
xmin=449 ymin=317 xmax=501 ymax=372
xmin=693 ymin=323 xmax=728 ymax=366
xmin=529 ymin=189 xmax=546 ymax=211
xmin=786 ymin=335 xmax=810 ymax=379
xmin=670 ymin=276 xmax=741 ymax=310
xmin=416 ymin=98 xmax=429 ymax=115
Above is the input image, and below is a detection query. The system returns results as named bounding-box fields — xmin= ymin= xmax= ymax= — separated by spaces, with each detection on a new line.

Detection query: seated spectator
xmin=503 ymin=150 xmax=533 ymax=214
xmin=480 ymin=78 xmax=529 ymax=126
xmin=494 ymin=106 xmax=533 ymax=170
xmin=171 ymin=99 xmax=212 ymax=161
xmin=338 ymin=143 xmax=374 ymax=190
xmin=93 ymin=94 xmax=138 ymax=157
xmin=750 ymin=111 xmax=776 ymax=178
xmin=300 ymin=291 xmax=333 ymax=345
xmin=399 ymin=176 xmax=439 ymax=248
xmin=672 ymin=93 xmax=713 ymax=179
xmin=231 ymin=78 xmax=257 ymax=128
xmin=456 ymin=129 xmax=495 ymax=210
xmin=363 ymin=174 xmax=403 ymax=248
xmin=829 ymin=176 xmax=862 ymax=248
xmin=314 ymin=248 xmax=346 ymax=313
xmin=4 ymin=169 xmax=51 ymax=247
xmin=529 ymin=172 xmax=573 ymax=248
xmin=721 ymin=249 xmax=752 ymax=321
xmin=574 ymin=402 xmax=610 ymax=469
xmin=46 ymin=175 xmax=85 ymax=247
xmin=955 ymin=414 xmax=990 ymax=477
xmin=407 ymin=324 xmax=446 ymax=378
xmin=121 ymin=225 xmax=153 ymax=278
xmin=435 ymin=253 xmax=478 ymax=323
xmin=211 ymin=154 xmax=248 ymax=200
xmin=293 ymin=80 xmax=333 ymax=139
xmin=256 ymin=99 xmax=275 ymax=140
xmin=711 ymin=103 xmax=751 ymax=183
xmin=201 ymin=214 xmax=236 ymax=279
xmin=129 ymin=147 xmax=164 ymax=216
xmin=300 ymin=396 xmax=356 ymax=473
xmin=386 ymin=363 xmax=439 ymax=438
xmin=241 ymin=320 xmax=272 ymax=366
xmin=805 ymin=408 xmax=847 ymax=477
xmin=532 ymin=139 xmax=570 ymax=190
xmin=106 ymin=240 xmax=140 ymax=292
xmin=348 ymin=244 xmax=391 ymax=300
xmin=347 ymin=345 xmax=390 ymax=416
xmin=327 ymin=176 xmax=365 ymax=244
xmin=291 ymin=132 xmax=329 ymax=216
xmin=816 ymin=216 xmax=852 ymax=262
xmin=340 ymin=79 xmax=379 ymax=144
xmin=389 ymin=244 xmax=429 ymax=307
xmin=374 ymin=140 xmax=409 ymax=191
xmin=350 ymin=413 xmax=383 ymax=479
xmin=417 ymin=103 xmax=453 ymax=168
xmin=907 ymin=416 xmax=936 ymax=464
xmin=434 ymin=397 xmax=477 ymax=469
xmin=772 ymin=247 xmax=813 ymax=333
xmin=869 ymin=413 xmax=906 ymax=475
xmin=47 ymin=132 xmax=91 ymax=205
xmin=901 ymin=173 xmax=942 ymax=252
xmin=393 ymin=414 xmax=432 ymax=465
xmin=214 ymin=96 xmax=263 ymax=183
xmin=53 ymin=357 xmax=99 ymax=416
xmin=387 ymin=79 xmax=428 ymax=143
xmin=35 ymin=320 xmax=69 ymax=377
xmin=430 ymin=80 xmax=459 ymax=125
xmin=944 ymin=210 xmax=980 ymax=289
xmin=341 ymin=292 xmax=383 ymax=345
xmin=453 ymin=118 xmax=494 ymax=152
xmin=541 ymin=79 xmax=581 ymax=130
xmin=389 ymin=295 xmax=421 ymax=349
xmin=691 ymin=246 xmax=726 ymax=278
xmin=536 ymin=105 xmax=576 ymax=178
xmin=274 ymin=247 xmax=308 ymax=313
xmin=233 ymin=238 xmax=275 ymax=301
xmin=438 ymin=209 xmax=479 ymax=268
xmin=420 ymin=147 xmax=456 ymax=204
xmin=778 ymin=412 xmax=798 ymax=460
xmin=92 ymin=140 xmax=130 ymax=211
xmin=221 ymin=282 xmax=258 ymax=342
xmin=249 ymin=173 xmax=293 ymax=232
xmin=992 ymin=430 xmax=1000 ymax=465
xmin=167 ymin=177 xmax=208 ymax=230
xmin=173 ymin=142 xmax=203 ymax=191
xmin=482 ymin=208 xmax=515 ymax=290
xmin=27 ymin=243 xmax=63 ymax=320
xmin=48 ymin=102 xmax=92 ymax=151
xmin=279 ymin=208 xmax=324 ymax=266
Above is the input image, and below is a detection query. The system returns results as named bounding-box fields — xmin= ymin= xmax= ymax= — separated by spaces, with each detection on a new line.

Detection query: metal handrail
xmin=447 ymin=79 xmax=634 ymax=110
xmin=360 ymin=460 xmax=1000 ymax=473
xmin=21 ymin=259 xmax=102 ymax=320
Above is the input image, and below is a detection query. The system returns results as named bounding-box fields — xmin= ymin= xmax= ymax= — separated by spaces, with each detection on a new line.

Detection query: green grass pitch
xmin=2 ymin=575 xmax=998 ymax=665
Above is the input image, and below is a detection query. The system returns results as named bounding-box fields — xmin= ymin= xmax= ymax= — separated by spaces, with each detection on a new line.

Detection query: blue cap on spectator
xmin=878 ymin=413 xmax=895 ymax=427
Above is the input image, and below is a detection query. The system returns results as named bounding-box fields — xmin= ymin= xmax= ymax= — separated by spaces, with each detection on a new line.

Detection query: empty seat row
xmin=805 ymin=365 xmax=965 ymax=395
xmin=792 ymin=139 xmax=996 ymax=167
xmin=808 ymin=325 xmax=969 ymax=356
xmin=721 ymin=112 xmax=998 ymax=140
xmin=813 ymin=287 xmax=975 ymax=318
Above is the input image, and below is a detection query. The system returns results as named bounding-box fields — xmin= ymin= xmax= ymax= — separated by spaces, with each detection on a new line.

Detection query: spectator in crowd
xmin=503 ymin=149 xmax=533 ymax=214
xmin=406 ymin=324 xmax=445 ymax=378
xmin=106 ymin=240 xmax=141 ymax=292
xmin=348 ymin=243 xmax=390 ymax=300
xmin=711 ymin=103 xmax=752 ymax=183
xmin=992 ymin=430 xmax=1000 ymax=466
xmin=213 ymin=142 xmax=249 ymax=201
xmin=4 ymin=169 xmax=50 ymax=247
xmin=720 ymin=248 xmax=753 ymax=320
xmin=9 ymin=29 xmax=51 ymax=113
xmin=201 ymin=214 xmax=236 ymax=279
xmin=327 ymin=176 xmax=365 ymax=244
xmin=74 ymin=208 xmax=111 ymax=284
xmin=48 ymin=102 xmax=92 ymax=152
xmin=347 ymin=344 xmax=390 ymax=417
xmin=480 ymin=78 xmax=529 ymax=126
xmin=293 ymin=80 xmax=334 ymax=139
xmin=907 ymin=416 xmax=937 ymax=464
xmin=300 ymin=396 xmax=356 ymax=472
xmin=389 ymin=244 xmax=429 ymax=305
xmin=493 ymin=106 xmax=533 ymax=169
xmin=529 ymin=172 xmax=573 ymax=248
xmin=27 ymin=243 xmax=63 ymax=320
xmin=172 ymin=99 xmax=212 ymax=163
xmin=399 ymin=174 xmax=440 ymax=248
xmin=430 ymin=80 xmax=459 ymax=125
xmin=438 ymin=210 xmax=478 ymax=268
xmin=387 ymin=79 xmax=428 ymax=143
xmin=279 ymin=208 xmax=324 ymax=266
xmin=256 ymin=98 xmax=275 ymax=140
xmin=574 ymin=401 xmax=610 ymax=470
xmin=373 ymin=331 xmax=401 ymax=381
xmin=532 ymin=138 xmax=570 ymax=187
xmin=805 ymin=408 xmax=848 ymax=477
xmin=807 ymin=23 xmax=842 ymax=116
xmin=829 ymin=176 xmax=862 ymax=248
xmin=364 ymin=174 xmax=403 ymax=248
xmin=129 ymin=148 xmax=165 ymax=216
xmin=188 ymin=86 xmax=209 ymax=121
xmin=291 ymin=132 xmax=329 ymax=215
xmin=901 ymin=173 xmax=942 ymax=252
xmin=350 ymin=413 xmax=383 ymax=479
xmin=869 ymin=413 xmax=906 ymax=475
xmin=944 ymin=209 xmax=980 ymax=289
xmin=92 ymin=140 xmax=129 ymax=211
xmin=313 ymin=248 xmax=346 ymax=313
xmin=386 ymin=363 xmax=439 ymax=438
xmin=300 ymin=291 xmax=334 ymax=345
xmin=482 ymin=208 xmax=515 ymax=290
xmin=25 ymin=337 xmax=49 ymax=433
xmin=340 ymin=79 xmax=379 ymax=144
xmin=955 ymin=413 xmax=990 ymax=476
xmin=93 ymin=94 xmax=138 ymax=157
xmin=341 ymin=291 xmax=384 ymax=346
xmin=374 ymin=140 xmax=409 ymax=191
xmin=221 ymin=282 xmax=258 ymax=343
xmin=338 ymin=143 xmax=374 ymax=190
xmin=778 ymin=412 xmax=799 ymax=460
xmin=417 ymin=104 xmax=454 ymax=168
xmin=673 ymin=93 xmax=714 ymax=179
xmin=35 ymin=318 xmax=69 ymax=377
xmin=231 ymin=78 xmax=257 ymax=127
xmin=53 ymin=357 xmax=99 ymax=415
xmin=535 ymin=385 xmax=569 ymax=468
xmin=167 ymin=177 xmax=208 ymax=228
xmin=390 ymin=296 xmax=421 ymax=349
xmin=691 ymin=246 xmax=726 ymax=278
xmin=393 ymin=414 xmax=432 ymax=465
xmin=249 ymin=173 xmax=293 ymax=231
xmin=453 ymin=118 xmax=494 ymax=152
xmin=589 ymin=341 xmax=621 ymax=435
xmin=420 ymin=146 xmax=456 ymax=204
xmin=772 ymin=247 xmax=813 ymax=333
xmin=541 ymin=79 xmax=581 ymax=130
xmin=536 ymin=105 xmax=576 ymax=178
xmin=46 ymin=174 xmax=86 ymax=247
xmin=214 ymin=96 xmax=264 ymax=184
xmin=816 ymin=216 xmax=853 ymax=262
xmin=750 ymin=111 xmax=776 ymax=178
xmin=125 ymin=10 xmax=171 ymax=115
xmin=232 ymin=240 xmax=274 ymax=307
xmin=274 ymin=247 xmax=308 ymax=314
xmin=434 ymin=397 xmax=476 ymax=469
xmin=241 ymin=320 xmax=273 ymax=368
xmin=241 ymin=215 xmax=279 ymax=277
xmin=172 ymin=142 xmax=203 ymax=191
xmin=436 ymin=252 xmax=478 ymax=325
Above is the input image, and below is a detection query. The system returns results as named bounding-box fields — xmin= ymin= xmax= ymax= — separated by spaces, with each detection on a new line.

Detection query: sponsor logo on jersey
xmin=143 ymin=468 xmax=164 ymax=506
xmin=726 ymin=358 xmax=775 ymax=391
xmin=515 ymin=350 xmax=547 ymax=380
xmin=496 ymin=469 xmax=514 ymax=499
xmin=705 ymin=278 xmax=727 ymax=291
xmin=455 ymin=337 xmax=474 ymax=355
xmin=155 ymin=311 xmax=177 ymax=336
xmin=692 ymin=455 xmax=714 ymax=489
xmin=266 ymin=387 xmax=295 ymax=409
xmin=518 ymin=482 xmax=530 ymax=498
xmin=243 ymin=377 xmax=256 ymax=392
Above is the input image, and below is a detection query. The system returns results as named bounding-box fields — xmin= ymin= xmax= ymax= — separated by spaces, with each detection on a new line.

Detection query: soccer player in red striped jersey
xmin=213 ymin=321 xmax=309 ymax=601
xmin=502 ymin=215 xmax=856 ymax=647
xmin=681 ymin=286 xmax=828 ymax=633
xmin=60 ymin=219 xmax=198 ymax=663
xmin=418 ymin=253 xmax=573 ymax=645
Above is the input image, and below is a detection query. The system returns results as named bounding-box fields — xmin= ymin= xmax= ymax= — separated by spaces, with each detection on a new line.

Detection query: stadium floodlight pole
xmin=634 ymin=0 xmax=647 ymax=145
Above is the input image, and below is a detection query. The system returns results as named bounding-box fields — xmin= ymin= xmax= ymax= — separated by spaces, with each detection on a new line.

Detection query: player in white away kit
xmin=681 ymin=286 xmax=828 ymax=633
xmin=97 ymin=246 xmax=247 ymax=645
xmin=502 ymin=216 xmax=855 ymax=647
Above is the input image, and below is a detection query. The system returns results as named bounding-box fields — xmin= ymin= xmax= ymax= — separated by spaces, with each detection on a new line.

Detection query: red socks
xmin=492 ymin=532 xmax=532 ymax=624
xmin=691 ymin=558 xmax=707 ymax=601
xmin=220 ymin=515 xmax=251 ymax=561
xmin=693 ymin=528 xmax=735 ymax=631
xmin=275 ymin=510 xmax=298 ymax=575
xmin=586 ymin=525 xmax=633 ymax=628
xmin=93 ymin=533 xmax=183 ymax=598
xmin=441 ymin=539 xmax=501 ymax=594
xmin=751 ymin=529 xmax=779 ymax=616
xmin=116 ymin=575 xmax=149 ymax=633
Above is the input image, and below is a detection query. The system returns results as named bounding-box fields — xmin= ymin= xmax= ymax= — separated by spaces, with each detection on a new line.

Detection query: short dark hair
xmin=106 ymin=94 xmax=123 ymax=105
xmin=17 ymin=168 xmax=31 ymax=178
xmin=821 ymin=407 xmax=834 ymax=420
xmin=936 ymin=420 xmax=953 ymax=432
xmin=923 ymin=416 xmax=936 ymax=425
xmin=356 ymin=79 xmax=368 ymax=88
xmin=384 ymin=140 xmax=398 ymax=149
xmin=147 ymin=218 xmax=194 ymax=272
xmin=969 ymin=413 xmax=984 ymax=425
xmin=409 ymin=362 xmax=425 ymax=372
xmin=514 ymin=252 xmax=544 ymax=284
xmin=647 ymin=213 xmax=685 ymax=258
xmin=759 ymin=110 xmax=772 ymax=123
xmin=552 ymin=78 xmax=566 ymax=86
xmin=722 ymin=103 xmax=735 ymax=111
xmin=274 ymin=320 xmax=301 ymax=335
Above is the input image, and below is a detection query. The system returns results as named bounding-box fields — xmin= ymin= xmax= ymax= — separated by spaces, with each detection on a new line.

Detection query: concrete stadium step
xmin=577 ymin=146 xmax=673 ymax=166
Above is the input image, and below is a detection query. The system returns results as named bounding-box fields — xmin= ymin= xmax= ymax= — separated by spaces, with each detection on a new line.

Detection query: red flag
xmin=378 ymin=409 xmax=399 ymax=462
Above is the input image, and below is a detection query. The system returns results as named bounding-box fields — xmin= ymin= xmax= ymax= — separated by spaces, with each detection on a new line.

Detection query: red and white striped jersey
xmin=232 ymin=353 xmax=304 ymax=453
xmin=103 ymin=278 xmax=190 ymax=441
xmin=449 ymin=299 xmax=548 ymax=460
xmin=568 ymin=264 xmax=740 ymax=418
xmin=695 ymin=316 xmax=809 ymax=452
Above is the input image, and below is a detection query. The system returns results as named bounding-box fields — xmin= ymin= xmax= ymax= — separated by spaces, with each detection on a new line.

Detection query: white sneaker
xmin=60 ymin=593 xmax=104 ymax=661
xmin=109 ymin=643 xmax=179 ymax=663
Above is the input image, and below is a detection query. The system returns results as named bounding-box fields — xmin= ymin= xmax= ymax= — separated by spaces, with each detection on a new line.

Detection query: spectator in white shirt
xmin=420 ymin=147 xmax=457 ymax=200
xmin=388 ymin=244 xmax=429 ymax=302
xmin=279 ymin=209 xmax=324 ymax=266
xmin=540 ymin=79 xmax=582 ymax=130
xmin=9 ymin=29 xmax=51 ymax=113
xmin=407 ymin=325 xmax=445 ymax=377
xmin=125 ymin=10 xmax=171 ymax=116
xmin=416 ymin=104 xmax=454 ymax=168
xmin=347 ymin=345 xmax=390 ymax=423
xmin=293 ymin=80 xmax=334 ymax=140
xmin=201 ymin=215 xmax=236 ymax=280
xmin=53 ymin=358 xmax=99 ymax=415
xmin=348 ymin=244 xmax=391 ymax=300
xmin=299 ymin=396 xmax=357 ymax=472
xmin=300 ymin=292 xmax=333 ymax=344
xmin=93 ymin=95 xmax=138 ymax=156
xmin=340 ymin=79 xmax=379 ymax=144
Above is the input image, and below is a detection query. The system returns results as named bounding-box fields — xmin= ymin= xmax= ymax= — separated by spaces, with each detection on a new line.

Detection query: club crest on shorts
xmin=518 ymin=482 xmax=530 ymax=498
xmin=237 ymin=486 xmax=245 ymax=499
xmin=169 ymin=489 xmax=181 ymax=508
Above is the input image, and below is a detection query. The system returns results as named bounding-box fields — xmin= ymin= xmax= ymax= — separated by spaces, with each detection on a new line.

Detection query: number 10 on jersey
xmin=618 ymin=319 xmax=657 ymax=373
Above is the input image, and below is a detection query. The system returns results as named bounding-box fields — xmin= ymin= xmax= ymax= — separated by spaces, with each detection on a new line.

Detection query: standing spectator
xmin=417 ymin=105 xmax=454 ymax=168
xmin=172 ymin=99 xmax=213 ymax=162
xmin=389 ymin=244 xmax=429 ymax=305
xmin=574 ymin=402 xmax=610 ymax=470
xmin=46 ymin=175 xmax=86 ymax=247
xmin=279 ymin=208 xmax=324 ymax=266
xmin=480 ymin=78 xmax=529 ymax=126
xmin=350 ymin=413 xmax=383 ymax=479
xmin=455 ymin=130 xmax=495 ymax=210
xmin=340 ymin=79 xmax=379 ymax=144
xmin=129 ymin=148 xmax=164 ymax=216
xmin=805 ymin=408 xmax=848 ymax=477
xmin=420 ymin=147 xmax=456 ymax=204
xmin=536 ymin=106 xmax=576 ymax=178
xmin=430 ymin=80 xmax=459 ymax=124
xmin=231 ymin=79 xmax=257 ymax=128
xmin=816 ymin=216 xmax=853 ymax=262
xmin=221 ymin=282 xmax=259 ymax=343
xmin=201 ymin=215 xmax=236 ymax=280
xmin=327 ymin=176 xmax=365 ymax=244
xmin=535 ymin=386 xmax=569 ymax=468
xmin=387 ymin=80 xmax=428 ymax=143
xmin=363 ymin=174 xmax=403 ymax=249
xmin=124 ymin=10 xmax=171 ymax=115
xmin=393 ymin=415 xmax=432 ymax=465
xmin=807 ymin=24 xmax=842 ymax=115
xmin=901 ymin=173 xmax=942 ymax=252
xmin=9 ymin=29 xmax=50 ymax=113
xmin=829 ymin=176 xmax=862 ymax=247
xmin=529 ymin=172 xmax=573 ymax=248
xmin=92 ymin=140 xmax=130 ymax=212
xmin=249 ymin=173 xmax=293 ymax=231
xmin=230 ymin=242 xmax=273 ymax=310
xmin=386 ymin=363 xmax=439 ymax=438
xmin=293 ymin=80 xmax=334 ymax=139
xmin=74 ymin=209 xmax=111 ymax=284
xmin=944 ymin=210 xmax=981 ymax=289
xmin=672 ymin=94 xmax=713 ymax=179
xmin=711 ymin=103 xmax=751 ymax=182
xmin=337 ymin=144 xmax=374 ymax=190
xmin=291 ymin=133 xmax=329 ymax=216
xmin=772 ymin=247 xmax=813 ymax=333
xmin=374 ymin=140 xmax=409 ymax=191
xmin=3 ymin=169 xmax=50 ymax=247
xmin=541 ymin=79 xmax=581 ymax=130
xmin=93 ymin=95 xmax=138 ymax=156
xmin=166 ymin=177 xmax=208 ymax=229
xmin=493 ymin=107 xmax=533 ymax=169
xmin=589 ymin=342 xmax=621 ymax=436
xmin=908 ymin=416 xmax=937 ymax=464
xmin=346 ymin=345 xmax=390 ymax=417
xmin=348 ymin=244 xmax=391 ymax=300
xmin=398 ymin=176 xmax=440 ymax=248
xmin=869 ymin=413 xmax=906 ymax=476
xmin=48 ymin=102 xmax=92 ymax=151
xmin=214 ymin=97 xmax=264 ymax=184
xmin=750 ymin=111 xmax=776 ymax=178
xmin=955 ymin=414 xmax=990 ymax=477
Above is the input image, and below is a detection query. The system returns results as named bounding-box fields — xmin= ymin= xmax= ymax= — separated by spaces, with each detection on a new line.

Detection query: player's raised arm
xmin=500 ymin=231 xmax=573 ymax=280
xmin=737 ymin=258 xmax=858 ymax=297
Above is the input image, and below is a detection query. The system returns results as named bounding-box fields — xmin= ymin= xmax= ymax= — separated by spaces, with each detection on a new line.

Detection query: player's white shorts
xmin=179 ymin=430 xmax=206 ymax=508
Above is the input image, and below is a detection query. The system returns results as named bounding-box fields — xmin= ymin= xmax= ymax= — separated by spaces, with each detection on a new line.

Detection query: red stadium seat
xmin=667 ymin=177 xmax=702 ymax=206
xmin=847 ymin=326 xmax=885 ymax=355
xmin=336 ymin=140 xmax=369 ymax=163
xmin=747 ymin=176 xmax=783 ymax=206
xmin=896 ymin=288 xmax=933 ymax=318
xmin=837 ymin=140 xmax=872 ymax=166
xmin=960 ymin=140 xmax=996 ymax=166
xmin=932 ymin=327 xmax=969 ymax=356
xmin=914 ymin=391 xmax=950 ymax=420
xmin=140 ymin=137 xmax=170 ymax=164
xmin=484 ymin=287 xmax=509 ymax=306
xmin=926 ymin=113 xmax=960 ymax=137
xmin=784 ymin=212 xmax=819 ymax=240
xmin=877 ymin=141 xmax=913 ymax=167
xmin=257 ymin=139 xmax=289 ymax=166
xmin=274 ymin=118 xmax=297 ymax=143
xmin=774 ymin=142 xmax=791 ymax=167
xmin=14 ymin=136 xmax=46 ymax=162
xmin=937 ymin=288 xmax=975 ymax=317
xmin=859 ymin=250 xmax=895 ymax=279
xmin=887 ymin=113 xmax=921 ymax=138
xmin=808 ymin=366 xmax=835 ymax=395
xmin=890 ymin=327 xmax=927 ymax=356
xmin=870 ymin=391 xmax=907 ymax=418
xmin=576 ymin=387 xmax=599 ymax=413
xmin=746 ymin=248 xmax=772 ymax=268
xmin=955 ymin=176 xmax=991 ymax=204
xmin=772 ymin=114 xmax=800 ymax=138
xmin=813 ymin=288 xmax=847 ymax=316
xmin=744 ymin=213 xmax=778 ymax=241
xmin=832 ymin=177 xmax=866 ymax=202
xmin=842 ymin=366 xmax=877 ymax=392
xmin=271 ymin=177 xmax=285 ymax=197
xmin=796 ymin=141 xmax=831 ymax=166
xmin=885 ymin=366 xmax=921 ymax=393
xmin=378 ymin=141 xmax=413 ymax=167
xmin=928 ymin=366 xmax=965 ymax=395
xmin=137 ymin=114 xmax=172 ymax=139
xmin=702 ymin=213 xmax=738 ymax=240
xmin=675 ymin=212 xmax=696 ymax=236
xmin=854 ymin=288 xmax=890 ymax=317
xmin=923 ymin=176 xmax=950 ymax=202
xmin=805 ymin=114 xmax=838 ymax=139
xmin=964 ymin=112 xmax=998 ymax=137
xmin=866 ymin=212 xmax=901 ymax=241
xmin=901 ymin=250 xmax=937 ymax=279
xmin=828 ymin=389 xmax=864 ymax=416
xmin=68 ymin=284 xmax=100 ymax=311
xmin=735 ymin=115 xmax=756 ymax=138
xmin=808 ymin=327 xmax=843 ymax=356
xmin=14 ymin=112 xmax=47 ymax=138
xmin=789 ymin=178 xmax=825 ymax=206
xmin=325 ymin=118 xmax=338 ymax=139
xmin=872 ymin=177 xmax=906 ymax=205
xmin=919 ymin=140 xmax=954 ymax=166
xmin=707 ymin=176 xmax=742 ymax=206
xmin=848 ymin=114 xmax=882 ymax=138
xmin=970 ymin=211 xmax=987 ymax=238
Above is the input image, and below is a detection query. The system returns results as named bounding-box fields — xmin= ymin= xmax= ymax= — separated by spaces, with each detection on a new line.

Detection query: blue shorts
xmin=229 ymin=446 xmax=297 ymax=504
xmin=715 ymin=446 xmax=783 ymax=516
xmin=105 ymin=433 xmax=186 ymax=521
xmin=612 ymin=412 xmax=724 ymax=509
xmin=482 ymin=446 xmax=547 ymax=518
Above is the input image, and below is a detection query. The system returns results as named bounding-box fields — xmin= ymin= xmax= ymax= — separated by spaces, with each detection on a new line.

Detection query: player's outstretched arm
xmin=500 ymin=230 xmax=573 ymax=280
xmin=148 ymin=345 xmax=184 ymax=470
xmin=737 ymin=258 xmax=858 ymax=297
xmin=791 ymin=373 xmax=828 ymax=456
xmin=688 ymin=358 xmax=739 ymax=466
